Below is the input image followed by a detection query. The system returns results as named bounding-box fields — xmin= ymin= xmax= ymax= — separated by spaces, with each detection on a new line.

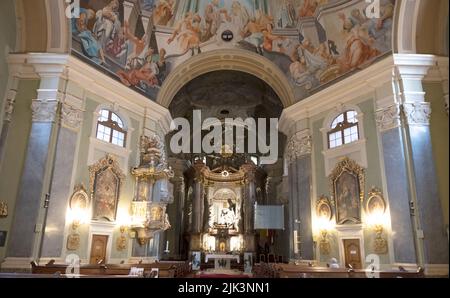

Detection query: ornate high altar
xmin=184 ymin=158 xmax=265 ymax=262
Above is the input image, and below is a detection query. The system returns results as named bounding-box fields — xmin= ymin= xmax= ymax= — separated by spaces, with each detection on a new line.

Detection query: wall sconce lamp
xmin=316 ymin=196 xmax=333 ymax=256
xmin=366 ymin=188 xmax=388 ymax=254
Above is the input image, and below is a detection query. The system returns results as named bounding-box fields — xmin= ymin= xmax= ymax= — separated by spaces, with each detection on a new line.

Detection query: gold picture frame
xmin=316 ymin=196 xmax=332 ymax=221
xmin=69 ymin=184 xmax=90 ymax=210
xmin=329 ymin=157 xmax=365 ymax=225
xmin=366 ymin=187 xmax=386 ymax=215
xmin=89 ymin=154 xmax=125 ymax=222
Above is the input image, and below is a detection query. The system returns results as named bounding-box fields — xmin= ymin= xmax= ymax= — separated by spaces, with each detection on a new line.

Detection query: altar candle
xmin=293 ymin=230 xmax=299 ymax=254
xmin=166 ymin=240 xmax=169 ymax=251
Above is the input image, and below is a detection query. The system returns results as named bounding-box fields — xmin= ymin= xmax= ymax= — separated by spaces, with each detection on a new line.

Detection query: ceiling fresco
xmin=71 ymin=0 xmax=395 ymax=103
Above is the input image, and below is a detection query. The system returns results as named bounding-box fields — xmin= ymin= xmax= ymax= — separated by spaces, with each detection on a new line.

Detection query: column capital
xmin=403 ymin=102 xmax=432 ymax=126
xmin=60 ymin=102 xmax=84 ymax=131
xmin=375 ymin=103 xmax=401 ymax=132
xmin=285 ymin=129 xmax=312 ymax=163
xmin=3 ymin=90 xmax=18 ymax=122
xmin=31 ymin=100 xmax=59 ymax=123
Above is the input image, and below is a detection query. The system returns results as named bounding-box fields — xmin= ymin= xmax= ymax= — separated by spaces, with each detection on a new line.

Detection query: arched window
xmin=327 ymin=110 xmax=359 ymax=149
xmin=96 ymin=109 xmax=127 ymax=147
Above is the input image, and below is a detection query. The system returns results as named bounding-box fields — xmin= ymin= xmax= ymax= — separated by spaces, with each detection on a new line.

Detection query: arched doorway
xmin=162 ymin=70 xmax=289 ymax=267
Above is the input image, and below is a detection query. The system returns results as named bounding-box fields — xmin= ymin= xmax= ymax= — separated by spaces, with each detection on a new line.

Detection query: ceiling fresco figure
xmin=71 ymin=0 xmax=395 ymax=102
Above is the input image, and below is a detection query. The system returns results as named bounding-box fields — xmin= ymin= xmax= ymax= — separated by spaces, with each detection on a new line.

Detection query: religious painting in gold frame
xmin=329 ymin=157 xmax=365 ymax=225
xmin=69 ymin=184 xmax=90 ymax=210
xmin=316 ymin=196 xmax=332 ymax=221
xmin=146 ymin=202 xmax=167 ymax=230
xmin=366 ymin=188 xmax=386 ymax=215
xmin=89 ymin=154 xmax=125 ymax=222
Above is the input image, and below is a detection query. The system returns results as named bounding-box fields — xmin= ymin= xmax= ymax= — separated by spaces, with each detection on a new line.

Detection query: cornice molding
xmin=6 ymin=53 xmax=174 ymax=134
xmin=66 ymin=56 xmax=173 ymax=134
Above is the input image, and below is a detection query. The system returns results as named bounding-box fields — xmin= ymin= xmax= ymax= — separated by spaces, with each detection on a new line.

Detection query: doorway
xmin=89 ymin=234 xmax=108 ymax=264
xmin=343 ymin=239 xmax=362 ymax=269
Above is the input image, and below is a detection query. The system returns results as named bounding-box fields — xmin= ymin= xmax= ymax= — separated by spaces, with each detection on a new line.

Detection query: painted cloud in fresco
xmin=71 ymin=0 xmax=395 ymax=102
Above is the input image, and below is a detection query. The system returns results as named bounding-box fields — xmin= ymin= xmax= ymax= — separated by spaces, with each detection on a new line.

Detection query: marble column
xmin=190 ymin=160 xmax=205 ymax=251
xmin=0 ymin=78 xmax=18 ymax=170
xmin=375 ymin=55 xmax=449 ymax=270
xmin=165 ymin=158 xmax=187 ymax=259
xmin=241 ymin=162 xmax=257 ymax=252
xmin=285 ymin=129 xmax=314 ymax=261
xmin=40 ymin=98 xmax=84 ymax=260
xmin=5 ymin=68 xmax=64 ymax=262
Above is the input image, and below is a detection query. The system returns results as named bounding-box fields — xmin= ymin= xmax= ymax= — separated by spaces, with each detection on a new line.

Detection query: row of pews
xmin=26 ymin=260 xmax=192 ymax=278
xmin=254 ymin=263 xmax=425 ymax=278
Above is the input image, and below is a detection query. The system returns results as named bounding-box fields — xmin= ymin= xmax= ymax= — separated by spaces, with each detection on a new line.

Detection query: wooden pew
xmin=274 ymin=264 xmax=425 ymax=279
xmin=30 ymin=261 xmax=179 ymax=278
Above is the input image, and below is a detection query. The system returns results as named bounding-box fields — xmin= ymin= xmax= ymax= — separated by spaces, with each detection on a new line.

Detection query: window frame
xmin=327 ymin=111 xmax=360 ymax=149
xmin=96 ymin=109 xmax=127 ymax=148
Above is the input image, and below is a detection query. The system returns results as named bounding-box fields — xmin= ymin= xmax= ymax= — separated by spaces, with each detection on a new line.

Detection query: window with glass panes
xmin=96 ymin=109 xmax=127 ymax=148
xmin=327 ymin=110 xmax=359 ymax=149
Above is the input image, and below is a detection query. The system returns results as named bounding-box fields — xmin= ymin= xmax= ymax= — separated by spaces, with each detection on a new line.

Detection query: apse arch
xmin=394 ymin=0 xmax=448 ymax=55
xmin=156 ymin=49 xmax=296 ymax=109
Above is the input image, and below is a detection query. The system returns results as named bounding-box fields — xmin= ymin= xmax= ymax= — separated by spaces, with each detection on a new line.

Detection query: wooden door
xmin=89 ymin=235 xmax=108 ymax=264
xmin=343 ymin=239 xmax=362 ymax=269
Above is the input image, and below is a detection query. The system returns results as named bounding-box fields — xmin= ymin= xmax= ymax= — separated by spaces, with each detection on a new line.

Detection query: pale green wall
xmin=0 ymin=80 xmax=37 ymax=263
xmin=0 ymin=0 xmax=16 ymax=126
xmin=311 ymin=96 xmax=389 ymax=266
xmin=425 ymin=82 xmax=449 ymax=226
xmin=68 ymin=93 xmax=142 ymax=261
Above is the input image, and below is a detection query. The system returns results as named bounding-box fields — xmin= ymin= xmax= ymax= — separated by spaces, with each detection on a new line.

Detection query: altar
xmin=205 ymin=254 xmax=240 ymax=270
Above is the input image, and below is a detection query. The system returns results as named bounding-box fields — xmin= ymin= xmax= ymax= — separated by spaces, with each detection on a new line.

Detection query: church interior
xmin=0 ymin=0 xmax=448 ymax=279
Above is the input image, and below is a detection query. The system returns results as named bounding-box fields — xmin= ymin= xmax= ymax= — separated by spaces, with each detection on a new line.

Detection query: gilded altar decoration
xmin=89 ymin=154 xmax=125 ymax=222
xmin=366 ymin=187 xmax=388 ymax=254
xmin=319 ymin=230 xmax=331 ymax=256
xmin=316 ymin=196 xmax=332 ymax=221
xmin=329 ymin=157 xmax=365 ymax=225
xmin=67 ymin=233 xmax=81 ymax=251
xmin=116 ymin=226 xmax=128 ymax=251
xmin=0 ymin=201 xmax=8 ymax=218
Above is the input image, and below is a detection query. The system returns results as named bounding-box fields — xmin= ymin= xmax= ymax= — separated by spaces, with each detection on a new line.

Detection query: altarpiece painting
xmin=89 ymin=154 xmax=125 ymax=221
xmin=329 ymin=157 xmax=365 ymax=225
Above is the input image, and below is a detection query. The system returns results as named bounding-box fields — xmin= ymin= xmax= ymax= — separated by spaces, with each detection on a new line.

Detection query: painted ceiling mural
xmin=71 ymin=0 xmax=395 ymax=102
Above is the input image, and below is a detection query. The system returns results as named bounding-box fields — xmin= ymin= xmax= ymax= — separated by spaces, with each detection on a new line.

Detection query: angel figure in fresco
xmin=289 ymin=47 xmax=314 ymax=89
xmin=337 ymin=12 xmax=381 ymax=72
xmin=298 ymin=0 xmax=319 ymax=18
xmin=105 ymin=26 xmax=127 ymax=59
xmin=122 ymin=21 xmax=149 ymax=68
xmin=241 ymin=17 xmax=265 ymax=54
xmin=230 ymin=1 xmax=250 ymax=33
xmin=278 ymin=0 xmax=297 ymax=28
xmin=203 ymin=0 xmax=231 ymax=42
xmin=72 ymin=8 xmax=106 ymax=65
xmin=363 ymin=0 xmax=395 ymax=53
xmin=168 ymin=13 xmax=202 ymax=55
xmin=93 ymin=0 xmax=121 ymax=48
xmin=154 ymin=0 xmax=175 ymax=26
xmin=117 ymin=48 xmax=159 ymax=87
xmin=262 ymin=23 xmax=286 ymax=52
